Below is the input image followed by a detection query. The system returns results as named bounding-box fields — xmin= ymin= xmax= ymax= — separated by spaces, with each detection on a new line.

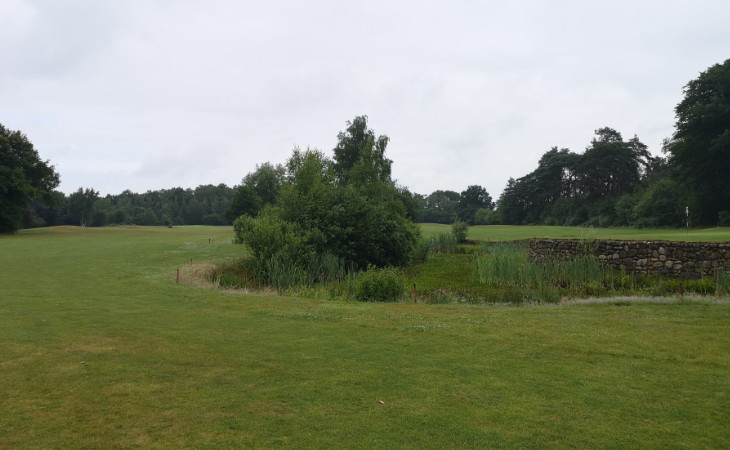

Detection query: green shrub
xmin=233 ymin=209 xmax=315 ymax=272
xmin=412 ymin=238 xmax=430 ymax=263
xmin=451 ymin=220 xmax=469 ymax=243
xmin=355 ymin=267 xmax=406 ymax=302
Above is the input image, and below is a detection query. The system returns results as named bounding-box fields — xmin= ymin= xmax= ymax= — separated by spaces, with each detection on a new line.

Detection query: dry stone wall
xmin=528 ymin=239 xmax=730 ymax=278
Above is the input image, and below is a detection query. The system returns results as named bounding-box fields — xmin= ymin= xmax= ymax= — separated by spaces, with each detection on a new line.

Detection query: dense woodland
xmin=21 ymin=184 xmax=236 ymax=229
xmin=2 ymin=58 xmax=729 ymax=234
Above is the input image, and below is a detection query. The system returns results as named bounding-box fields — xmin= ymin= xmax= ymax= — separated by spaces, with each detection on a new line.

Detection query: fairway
xmin=1 ymin=226 xmax=729 ymax=448
xmin=420 ymin=223 xmax=730 ymax=242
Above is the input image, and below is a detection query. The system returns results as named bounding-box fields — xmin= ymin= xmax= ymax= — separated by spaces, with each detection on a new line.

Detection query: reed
xmin=474 ymin=241 xmax=608 ymax=295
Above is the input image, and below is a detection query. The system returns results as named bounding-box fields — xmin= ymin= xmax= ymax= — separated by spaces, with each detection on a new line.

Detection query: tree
xmin=493 ymin=130 xmax=650 ymax=226
xmin=665 ymin=58 xmax=730 ymax=225
xmin=226 ymin=163 xmax=284 ymax=220
xmin=579 ymin=128 xmax=649 ymax=202
xmin=457 ymin=185 xmax=493 ymax=224
xmin=0 ymin=124 xmax=60 ymax=233
xmin=423 ymin=190 xmax=460 ymax=223
xmin=396 ymin=186 xmax=424 ymax=222
xmin=234 ymin=117 xmax=420 ymax=276
xmin=532 ymin=147 xmax=580 ymax=207
xmin=332 ymin=115 xmax=392 ymax=185
xmin=67 ymin=188 xmax=99 ymax=227
xmin=634 ymin=178 xmax=687 ymax=227
xmin=225 ymin=185 xmax=261 ymax=221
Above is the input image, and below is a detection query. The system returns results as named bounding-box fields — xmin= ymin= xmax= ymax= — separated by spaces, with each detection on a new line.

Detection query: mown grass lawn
xmin=1 ymin=226 xmax=729 ymax=448
xmin=420 ymin=223 xmax=730 ymax=242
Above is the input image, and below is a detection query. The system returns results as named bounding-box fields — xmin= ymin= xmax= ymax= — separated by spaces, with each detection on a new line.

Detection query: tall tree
xmin=423 ymin=190 xmax=460 ymax=223
xmin=665 ymin=58 xmax=730 ymax=225
xmin=226 ymin=162 xmax=285 ymax=220
xmin=332 ymin=115 xmax=392 ymax=185
xmin=579 ymin=128 xmax=649 ymax=202
xmin=496 ymin=178 xmax=531 ymax=225
xmin=457 ymin=185 xmax=494 ymax=224
xmin=67 ymin=188 xmax=99 ymax=227
xmin=0 ymin=124 xmax=60 ymax=233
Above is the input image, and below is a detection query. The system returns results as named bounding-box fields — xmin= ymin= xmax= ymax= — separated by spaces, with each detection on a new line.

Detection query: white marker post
xmin=686 ymin=206 xmax=689 ymax=232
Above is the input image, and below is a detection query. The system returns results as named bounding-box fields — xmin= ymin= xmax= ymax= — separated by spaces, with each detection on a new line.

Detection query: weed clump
xmin=451 ymin=220 xmax=469 ymax=244
xmin=354 ymin=267 xmax=406 ymax=302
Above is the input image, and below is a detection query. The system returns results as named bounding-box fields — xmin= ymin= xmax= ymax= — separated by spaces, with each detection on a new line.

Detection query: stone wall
xmin=528 ymin=239 xmax=730 ymax=278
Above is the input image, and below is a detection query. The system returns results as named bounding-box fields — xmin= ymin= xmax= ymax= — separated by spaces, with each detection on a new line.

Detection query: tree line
xmin=493 ymin=58 xmax=730 ymax=228
xmin=2 ymin=58 xmax=728 ymax=234
xmin=20 ymin=184 xmax=236 ymax=230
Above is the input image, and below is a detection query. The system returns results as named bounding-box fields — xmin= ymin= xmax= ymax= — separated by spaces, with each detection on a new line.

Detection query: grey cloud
xmin=1 ymin=0 xmax=729 ymax=198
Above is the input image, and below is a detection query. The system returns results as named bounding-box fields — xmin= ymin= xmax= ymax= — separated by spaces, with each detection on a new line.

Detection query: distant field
xmin=420 ymin=223 xmax=730 ymax=242
xmin=1 ymin=225 xmax=729 ymax=448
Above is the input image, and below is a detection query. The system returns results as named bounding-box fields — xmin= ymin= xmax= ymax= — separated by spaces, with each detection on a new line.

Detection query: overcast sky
xmin=2 ymin=0 xmax=729 ymax=199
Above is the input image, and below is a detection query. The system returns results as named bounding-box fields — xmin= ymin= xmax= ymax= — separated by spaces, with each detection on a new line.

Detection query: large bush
xmin=233 ymin=117 xmax=421 ymax=282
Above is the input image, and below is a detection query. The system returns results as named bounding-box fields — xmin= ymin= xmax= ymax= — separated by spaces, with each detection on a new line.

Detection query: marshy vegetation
xmin=206 ymin=228 xmax=730 ymax=304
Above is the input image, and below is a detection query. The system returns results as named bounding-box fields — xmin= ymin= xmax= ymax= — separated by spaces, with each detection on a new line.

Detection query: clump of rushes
xmin=474 ymin=242 xmax=606 ymax=291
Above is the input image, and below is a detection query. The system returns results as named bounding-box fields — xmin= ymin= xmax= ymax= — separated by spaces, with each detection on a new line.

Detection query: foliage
xmin=495 ymin=129 xmax=651 ymax=226
xmin=396 ymin=185 xmax=425 ymax=222
xmin=405 ymin=239 xmax=728 ymax=304
xmin=0 ymin=123 xmax=60 ymax=233
xmin=421 ymin=186 xmax=495 ymax=225
xmin=225 ymin=185 xmax=261 ymax=221
xmin=427 ymin=232 xmax=460 ymax=254
xmin=451 ymin=220 xmax=469 ymax=243
xmin=422 ymin=189 xmax=460 ymax=223
xmin=21 ymin=183 xmax=238 ymax=229
xmin=234 ymin=118 xmax=421 ymax=283
xmin=473 ymin=207 xmax=500 ymax=225
xmin=66 ymin=187 xmax=99 ymax=226
xmin=717 ymin=268 xmax=730 ymax=296
xmin=719 ymin=211 xmax=730 ymax=227
xmin=665 ymin=58 xmax=730 ymax=225
xmin=633 ymin=178 xmax=687 ymax=227
xmin=473 ymin=242 xmax=604 ymax=292
xmin=225 ymin=162 xmax=285 ymax=220
xmin=457 ymin=185 xmax=494 ymax=224
xmin=233 ymin=209 xmax=315 ymax=273
xmin=411 ymin=238 xmax=430 ymax=263
xmin=333 ymin=115 xmax=392 ymax=185
xmin=354 ymin=267 xmax=406 ymax=302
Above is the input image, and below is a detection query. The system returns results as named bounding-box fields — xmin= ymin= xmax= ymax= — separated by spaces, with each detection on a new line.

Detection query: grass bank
xmin=1 ymin=226 xmax=729 ymax=447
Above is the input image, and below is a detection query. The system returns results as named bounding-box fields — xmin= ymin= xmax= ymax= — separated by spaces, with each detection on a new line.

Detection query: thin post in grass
xmin=413 ymin=283 xmax=418 ymax=303
xmin=177 ymin=268 xmax=180 ymax=283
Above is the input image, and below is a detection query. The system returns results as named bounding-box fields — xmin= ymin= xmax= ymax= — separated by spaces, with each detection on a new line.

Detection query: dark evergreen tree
xmin=665 ymin=58 xmax=730 ymax=225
